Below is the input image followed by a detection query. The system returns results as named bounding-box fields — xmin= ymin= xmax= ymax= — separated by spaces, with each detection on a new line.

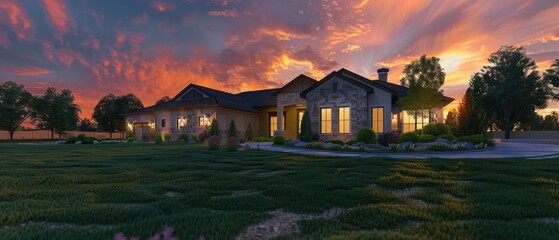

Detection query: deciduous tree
xmin=93 ymin=94 xmax=143 ymax=138
xmin=156 ymin=96 xmax=171 ymax=105
xmin=0 ymin=81 xmax=33 ymax=140
xmin=31 ymin=88 xmax=80 ymax=139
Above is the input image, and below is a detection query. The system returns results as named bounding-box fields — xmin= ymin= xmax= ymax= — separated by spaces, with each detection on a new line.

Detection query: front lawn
xmin=0 ymin=143 xmax=558 ymax=239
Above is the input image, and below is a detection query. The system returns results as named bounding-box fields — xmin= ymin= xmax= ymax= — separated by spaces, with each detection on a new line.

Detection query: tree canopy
xmin=78 ymin=118 xmax=97 ymax=131
xmin=92 ymin=94 xmax=143 ymax=138
xmin=30 ymin=88 xmax=80 ymax=138
xmin=156 ymin=96 xmax=171 ymax=105
xmin=471 ymin=45 xmax=552 ymax=139
xmin=456 ymin=87 xmax=489 ymax=136
xmin=0 ymin=81 xmax=33 ymax=139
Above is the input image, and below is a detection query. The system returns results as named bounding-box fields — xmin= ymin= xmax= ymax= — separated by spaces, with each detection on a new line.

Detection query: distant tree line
xmin=0 ymin=81 xmax=145 ymax=140
xmin=446 ymin=46 xmax=559 ymax=139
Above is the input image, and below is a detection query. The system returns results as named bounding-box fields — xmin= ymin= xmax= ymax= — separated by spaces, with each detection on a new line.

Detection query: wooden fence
xmin=0 ymin=130 xmax=125 ymax=140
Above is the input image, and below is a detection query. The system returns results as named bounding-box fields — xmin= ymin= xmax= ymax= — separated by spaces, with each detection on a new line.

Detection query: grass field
xmin=1 ymin=143 xmax=559 ymax=239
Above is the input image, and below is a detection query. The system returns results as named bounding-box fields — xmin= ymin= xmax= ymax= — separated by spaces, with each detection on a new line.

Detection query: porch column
xmin=276 ymin=105 xmax=284 ymax=136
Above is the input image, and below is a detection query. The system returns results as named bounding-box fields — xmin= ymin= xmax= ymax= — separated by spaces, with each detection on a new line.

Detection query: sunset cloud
xmin=0 ymin=0 xmax=559 ymax=119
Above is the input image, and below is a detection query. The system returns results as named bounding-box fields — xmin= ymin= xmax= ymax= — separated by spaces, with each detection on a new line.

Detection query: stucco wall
xmin=217 ymin=107 xmax=259 ymax=139
xmin=305 ymin=76 xmax=368 ymax=141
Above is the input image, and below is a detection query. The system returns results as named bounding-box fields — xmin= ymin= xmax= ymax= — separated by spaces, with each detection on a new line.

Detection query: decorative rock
xmin=294 ymin=142 xmax=307 ymax=147
xmin=287 ymin=140 xmax=302 ymax=146
xmin=351 ymin=142 xmax=366 ymax=147
xmin=323 ymin=143 xmax=335 ymax=149
xmin=465 ymin=143 xmax=475 ymax=150
xmin=348 ymin=146 xmax=361 ymax=150
xmin=75 ymin=141 xmax=81 ymax=144
xmin=56 ymin=141 xmax=66 ymax=144
xmin=366 ymin=144 xmax=384 ymax=149
xmin=435 ymin=138 xmax=453 ymax=145
xmin=93 ymin=140 xmax=100 ymax=144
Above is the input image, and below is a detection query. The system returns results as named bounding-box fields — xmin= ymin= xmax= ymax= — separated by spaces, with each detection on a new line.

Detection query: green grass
xmin=0 ymin=143 xmax=558 ymax=239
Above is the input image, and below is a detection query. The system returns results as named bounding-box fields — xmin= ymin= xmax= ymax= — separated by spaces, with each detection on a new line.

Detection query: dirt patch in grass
xmin=163 ymin=191 xmax=179 ymax=198
xmin=392 ymin=187 xmax=424 ymax=197
xmin=405 ymin=199 xmax=434 ymax=207
xmin=3 ymin=221 xmax=113 ymax=230
xmin=236 ymin=207 xmax=351 ymax=240
xmin=534 ymin=218 xmax=559 ymax=224
xmin=256 ymin=171 xmax=293 ymax=177
xmin=213 ymin=190 xmax=263 ymax=199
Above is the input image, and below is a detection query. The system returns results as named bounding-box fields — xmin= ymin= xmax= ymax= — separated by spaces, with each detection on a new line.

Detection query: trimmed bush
xmin=77 ymin=134 xmax=87 ymax=141
xmin=418 ymin=134 xmax=436 ymax=143
xmin=155 ymin=133 xmax=163 ymax=144
xmin=252 ymin=137 xmax=272 ymax=142
xmin=163 ymin=133 xmax=171 ymax=141
xmin=422 ymin=123 xmax=451 ymax=137
xmin=228 ymin=120 xmax=238 ymax=138
xmin=438 ymin=134 xmax=457 ymax=142
xmin=208 ymin=119 xmax=219 ymax=136
xmin=65 ymin=137 xmax=79 ymax=144
xmin=192 ymin=134 xmax=200 ymax=143
xmin=81 ymin=137 xmax=94 ymax=144
xmin=127 ymin=136 xmax=135 ymax=142
xmin=458 ymin=134 xmax=494 ymax=146
xmin=325 ymin=139 xmax=345 ymax=146
xmin=300 ymin=110 xmax=312 ymax=142
xmin=178 ymin=134 xmax=188 ymax=142
xmin=400 ymin=132 xmax=419 ymax=143
xmin=328 ymin=145 xmax=344 ymax=151
xmin=273 ymin=135 xmax=286 ymax=145
xmin=306 ymin=142 xmax=324 ymax=149
xmin=245 ymin=122 xmax=253 ymax=141
xmin=227 ymin=137 xmax=240 ymax=151
xmin=378 ymin=132 xmax=400 ymax=146
xmin=207 ymin=136 xmax=220 ymax=150
xmin=356 ymin=128 xmax=377 ymax=144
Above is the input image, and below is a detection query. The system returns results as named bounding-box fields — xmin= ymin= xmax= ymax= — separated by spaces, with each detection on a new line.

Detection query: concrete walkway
xmin=243 ymin=142 xmax=559 ymax=159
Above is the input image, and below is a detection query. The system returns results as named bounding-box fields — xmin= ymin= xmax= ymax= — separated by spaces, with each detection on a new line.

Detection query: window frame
xmin=320 ymin=107 xmax=332 ymax=134
xmin=177 ymin=116 xmax=187 ymax=130
xmin=371 ymin=107 xmax=384 ymax=133
xmin=161 ymin=118 xmax=167 ymax=128
xmin=338 ymin=106 xmax=350 ymax=134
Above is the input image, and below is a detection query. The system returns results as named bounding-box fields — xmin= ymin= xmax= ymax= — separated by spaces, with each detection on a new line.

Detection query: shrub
xmin=306 ymin=142 xmax=324 ymax=149
xmin=252 ymin=137 xmax=272 ymax=142
xmin=65 ymin=137 xmax=79 ymax=144
xmin=328 ymin=145 xmax=344 ymax=151
xmin=346 ymin=140 xmax=358 ymax=146
xmin=208 ymin=119 xmax=219 ymax=136
xmin=422 ymin=123 xmax=451 ymax=137
xmin=197 ymin=131 xmax=208 ymax=142
xmin=127 ymin=136 xmax=135 ymax=142
xmin=300 ymin=110 xmax=312 ymax=142
xmin=155 ymin=133 xmax=163 ymax=144
xmin=81 ymin=137 xmax=94 ymax=144
xmin=245 ymin=122 xmax=254 ymax=141
xmin=273 ymin=135 xmax=286 ymax=145
xmin=418 ymin=134 xmax=436 ymax=143
xmin=207 ymin=136 xmax=220 ymax=150
xmin=228 ymin=120 xmax=238 ymax=138
xmin=77 ymin=134 xmax=87 ymax=141
xmin=356 ymin=128 xmax=377 ymax=144
xmin=400 ymin=132 xmax=419 ymax=143
xmin=325 ymin=139 xmax=345 ymax=146
xmin=438 ymin=134 xmax=456 ymax=142
xmin=192 ymin=134 xmax=200 ymax=143
xmin=227 ymin=136 xmax=240 ymax=151
xmin=378 ymin=132 xmax=400 ymax=146
xmin=178 ymin=134 xmax=188 ymax=142
xmin=458 ymin=134 xmax=494 ymax=146
xmin=163 ymin=133 xmax=171 ymax=141
xmin=389 ymin=143 xmax=399 ymax=151
xmin=427 ymin=143 xmax=456 ymax=151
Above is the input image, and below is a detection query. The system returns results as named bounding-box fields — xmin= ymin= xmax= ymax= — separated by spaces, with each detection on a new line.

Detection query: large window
xmin=297 ymin=110 xmax=304 ymax=134
xmin=321 ymin=108 xmax=332 ymax=134
xmin=198 ymin=116 xmax=210 ymax=126
xmin=372 ymin=107 xmax=384 ymax=133
xmin=403 ymin=110 xmax=430 ymax=132
xmin=338 ymin=107 xmax=350 ymax=134
xmin=177 ymin=117 xmax=187 ymax=129
xmin=270 ymin=115 xmax=278 ymax=137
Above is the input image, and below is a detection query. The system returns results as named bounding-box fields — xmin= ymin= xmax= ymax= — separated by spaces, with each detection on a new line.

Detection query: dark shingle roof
xmin=236 ymin=88 xmax=279 ymax=107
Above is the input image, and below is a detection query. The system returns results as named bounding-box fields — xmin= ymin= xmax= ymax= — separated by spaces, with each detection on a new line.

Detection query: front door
xmin=297 ymin=109 xmax=305 ymax=139
xmin=133 ymin=123 xmax=151 ymax=141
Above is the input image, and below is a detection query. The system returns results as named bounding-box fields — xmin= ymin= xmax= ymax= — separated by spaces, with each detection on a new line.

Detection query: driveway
xmin=243 ymin=142 xmax=559 ymax=159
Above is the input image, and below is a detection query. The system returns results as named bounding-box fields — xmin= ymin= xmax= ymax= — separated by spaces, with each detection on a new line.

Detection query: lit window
xmin=298 ymin=111 xmax=304 ymax=133
xmin=198 ymin=116 xmax=210 ymax=126
xmin=338 ymin=107 xmax=350 ymax=134
xmin=321 ymin=108 xmax=332 ymax=134
xmin=270 ymin=115 xmax=278 ymax=137
xmin=161 ymin=118 xmax=167 ymax=128
xmin=177 ymin=117 xmax=187 ymax=129
xmin=372 ymin=107 xmax=384 ymax=133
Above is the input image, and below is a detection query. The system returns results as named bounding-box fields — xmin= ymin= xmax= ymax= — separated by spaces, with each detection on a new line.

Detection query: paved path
xmin=243 ymin=142 xmax=559 ymax=159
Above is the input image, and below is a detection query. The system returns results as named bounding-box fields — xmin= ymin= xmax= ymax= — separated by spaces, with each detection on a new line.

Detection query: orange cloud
xmin=0 ymin=0 xmax=33 ymax=41
xmin=0 ymin=66 xmax=52 ymax=76
xmin=40 ymin=0 xmax=74 ymax=42
xmin=151 ymin=1 xmax=176 ymax=12
xmin=208 ymin=8 xmax=238 ymax=18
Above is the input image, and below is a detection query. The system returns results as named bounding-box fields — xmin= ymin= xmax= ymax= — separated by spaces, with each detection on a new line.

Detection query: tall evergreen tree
xmin=227 ymin=120 xmax=238 ymax=138
xmin=300 ymin=110 xmax=311 ymax=142
xmin=457 ymin=88 xmax=488 ymax=136
xmin=245 ymin=122 xmax=253 ymax=141
xmin=208 ymin=119 xmax=219 ymax=136
xmin=0 ymin=81 xmax=33 ymax=140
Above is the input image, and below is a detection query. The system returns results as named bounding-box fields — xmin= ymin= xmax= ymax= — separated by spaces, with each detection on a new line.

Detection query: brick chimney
xmin=377 ymin=68 xmax=389 ymax=82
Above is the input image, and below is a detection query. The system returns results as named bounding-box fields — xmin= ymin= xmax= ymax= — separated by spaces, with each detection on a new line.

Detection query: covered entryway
xmin=133 ymin=123 xmax=152 ymax=141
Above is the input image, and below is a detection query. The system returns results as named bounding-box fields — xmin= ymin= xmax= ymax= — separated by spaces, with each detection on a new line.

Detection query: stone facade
xmin=305 ymin=76 xmax=368 ymax=141
xmin=153 ymin=108 xmax=216 ymax=140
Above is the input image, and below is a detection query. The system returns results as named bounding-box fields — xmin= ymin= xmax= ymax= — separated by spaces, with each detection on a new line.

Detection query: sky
xmin=1 ymin=0 xmax=559 ymax=119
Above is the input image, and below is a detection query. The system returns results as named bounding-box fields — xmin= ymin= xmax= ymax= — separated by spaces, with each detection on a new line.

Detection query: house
xmin=125 ymin=68 xmax=454 ymax=141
